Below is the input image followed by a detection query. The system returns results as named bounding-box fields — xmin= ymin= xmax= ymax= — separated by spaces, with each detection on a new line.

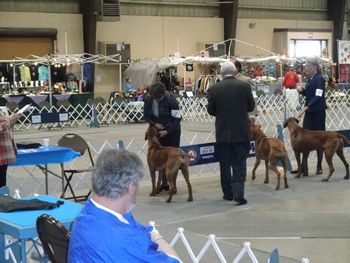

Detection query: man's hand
xmin=159 ymin=130 xmax=168 ymax=138
xmin=154 ymin=123 xmax=165 ymax=130
xmin=296 ymin=106 xmax=309 ymax=118
xmin=297 ymin=86 xmax=304 ymax=93
xmin=18 ymin=104 xmax=33 ymax=114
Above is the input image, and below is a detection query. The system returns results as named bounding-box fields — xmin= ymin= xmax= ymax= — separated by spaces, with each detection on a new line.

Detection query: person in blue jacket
xmin=296 ymin=59 xmax=327 ymax=175
xmin=68 ymin=149 xmax=181 ymax=263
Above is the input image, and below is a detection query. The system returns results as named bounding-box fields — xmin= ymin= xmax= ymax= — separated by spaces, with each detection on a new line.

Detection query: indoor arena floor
xmin=14 ymin=121 xmax=350 ymax=263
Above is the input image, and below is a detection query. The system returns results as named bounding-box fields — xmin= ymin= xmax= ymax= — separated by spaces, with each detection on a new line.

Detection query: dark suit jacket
xmin=207 ymin=76 xmax=255 ymax=143
xmin=300 ymin=73 xmax=326 ymax=112
xmin=143 ymin=91 xmax=181 ymax=136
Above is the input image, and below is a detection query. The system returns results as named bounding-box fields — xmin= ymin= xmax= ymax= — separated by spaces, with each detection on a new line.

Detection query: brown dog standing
xmin=284 ymin=117 xmax=350 ymax=181
xmin=250 ymin=124 xmax=289 ymax=190
xmin=145 ymin=125 xmax=193 ymax=203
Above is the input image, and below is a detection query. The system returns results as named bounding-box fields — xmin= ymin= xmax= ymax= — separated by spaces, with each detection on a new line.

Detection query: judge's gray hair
xmin=307 ymin=58 xmax=321 ymax=73
xmin=220 ymin=61 xmax=237 ymax=77
xmin=92 ymin=149 xmax=145 ymax=199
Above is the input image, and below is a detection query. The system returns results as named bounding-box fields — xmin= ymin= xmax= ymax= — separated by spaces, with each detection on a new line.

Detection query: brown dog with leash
xmin=284 ymin=117 xmax=350 ymax=181
xmin=250 ymin=124 xmax=289 ymax=190
xmin=145 ymin=125 xmax=193 ymax=203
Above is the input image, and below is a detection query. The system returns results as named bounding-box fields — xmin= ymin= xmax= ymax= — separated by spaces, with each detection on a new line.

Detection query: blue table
xmin=0 ymin=195 xmax=82 ymax=263
xmin=9 ymin=146 xmax=80 ymax=196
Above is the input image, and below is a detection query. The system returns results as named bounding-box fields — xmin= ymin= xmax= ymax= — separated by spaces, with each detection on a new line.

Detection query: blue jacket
xmin=68 ymin=200 xmax=180 ymax=263
xmin=300 ymin=73 xmax=326 ymax=112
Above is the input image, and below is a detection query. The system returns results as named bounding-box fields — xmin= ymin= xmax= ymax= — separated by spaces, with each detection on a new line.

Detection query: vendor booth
xmin=0 ymin=53 xmax=120 ymax=108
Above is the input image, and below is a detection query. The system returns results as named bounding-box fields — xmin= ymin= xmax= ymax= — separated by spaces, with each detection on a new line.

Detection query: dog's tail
xmin=338 ymin=134 xmax=350 ymax=146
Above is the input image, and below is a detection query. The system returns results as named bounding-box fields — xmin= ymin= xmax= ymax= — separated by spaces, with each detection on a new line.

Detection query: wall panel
xmin=0 ymin=0 xmax=79 ymax=13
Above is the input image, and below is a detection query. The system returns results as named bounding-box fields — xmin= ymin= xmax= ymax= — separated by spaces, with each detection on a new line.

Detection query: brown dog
xmin=145 ymin=125 xmax=193 ymax=203
xmin=283 ymin=117 xmax=350 ymax=181
xmin=250 ymin=124 xmax=289 ymax=190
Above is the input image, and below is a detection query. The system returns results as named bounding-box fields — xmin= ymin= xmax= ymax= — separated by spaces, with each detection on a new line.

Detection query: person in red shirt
xmin=283 ymin=66 xmax=300 ymax=111
xmin=283 ymin=66 xmax=299 ymax=89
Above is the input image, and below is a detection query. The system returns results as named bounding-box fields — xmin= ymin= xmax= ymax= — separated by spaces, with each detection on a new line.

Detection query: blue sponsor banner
xmin=180 ymin=141 xmax=256 ymax=166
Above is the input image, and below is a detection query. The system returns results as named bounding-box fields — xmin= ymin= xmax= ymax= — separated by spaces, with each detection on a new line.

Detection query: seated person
xmin=68 ymin=149 xmax=181 ymax=263
xmin=124 ymin=78 xmax=136 ymax=96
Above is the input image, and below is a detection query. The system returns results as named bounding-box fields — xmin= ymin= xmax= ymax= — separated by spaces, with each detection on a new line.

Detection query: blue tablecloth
xmin=0 ymin=195 xmax=83 ymax=262
xmin=10 ymin=146 xmax=80 ymax=166
xmin=0 ymin=195 xmax=82 ymax=233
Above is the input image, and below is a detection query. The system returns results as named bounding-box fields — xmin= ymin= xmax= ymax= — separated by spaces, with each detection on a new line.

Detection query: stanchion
xmin=89 ymin=105 xmax=100 ymax=128
xmin=116 ymin=140 xmax=124 ymax=149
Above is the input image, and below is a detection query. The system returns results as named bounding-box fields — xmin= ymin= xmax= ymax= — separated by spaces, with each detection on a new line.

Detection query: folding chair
xmin=36 ymin=214 xmax=70 ymax=263
xmin=58 ymin=133 xmax=94 ymax=202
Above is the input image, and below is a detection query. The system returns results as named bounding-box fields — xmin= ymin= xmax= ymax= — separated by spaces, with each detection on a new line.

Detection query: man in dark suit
xmin=207 ymin=62 xmax=255 ymax=205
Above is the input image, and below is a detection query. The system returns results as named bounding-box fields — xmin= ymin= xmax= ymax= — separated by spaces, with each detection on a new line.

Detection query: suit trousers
xmin=216 ymin=141 xmax=250 ymax=199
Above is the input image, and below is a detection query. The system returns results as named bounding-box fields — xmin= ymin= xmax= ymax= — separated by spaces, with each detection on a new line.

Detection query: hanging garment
xmin=29 ymin=65 xmax=38 ymax=80
xmin=38 ymin=65 xmax=49 ymax=81
xmin=19 ymin=65 xmax=31 ymax=82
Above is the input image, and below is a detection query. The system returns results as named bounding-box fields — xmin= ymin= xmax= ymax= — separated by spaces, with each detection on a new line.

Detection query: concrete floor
xmin=13 ymin=122 xmax=350 ymax=263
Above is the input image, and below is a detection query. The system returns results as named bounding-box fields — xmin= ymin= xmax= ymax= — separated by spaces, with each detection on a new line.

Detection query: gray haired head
xmin=220 ymin=61 xmax=237 ymax=77
xmin=307 ymin=58 xmax=321 ymax=73
xmin=92 ymin=149 xmax=145 ymax=199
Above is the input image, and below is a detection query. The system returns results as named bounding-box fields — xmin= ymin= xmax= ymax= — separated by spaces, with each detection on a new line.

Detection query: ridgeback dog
xmin=145 ymin=125 xmax=193 ymax=203
xmin=284 ymin=117 xmax=350 ymax=181
xmin=250 ymin=124 xmax=289 ymax=190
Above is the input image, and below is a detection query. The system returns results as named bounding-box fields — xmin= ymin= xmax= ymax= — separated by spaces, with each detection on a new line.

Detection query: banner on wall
xmin=338 ymin=40 xmax=350 ymax=64
xmin=339 ymin=64 xmax=350 ymax=83
xmin=338 ymin=40 xmax=350 ymax=82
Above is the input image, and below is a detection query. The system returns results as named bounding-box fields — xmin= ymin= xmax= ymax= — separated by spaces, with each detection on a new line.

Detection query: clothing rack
xmin=0 ymin=53 xmax=120 ymax=106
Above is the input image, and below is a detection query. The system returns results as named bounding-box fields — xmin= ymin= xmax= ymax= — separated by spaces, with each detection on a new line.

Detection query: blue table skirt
xmin=10 ymin=146 xmax=80 ymax=166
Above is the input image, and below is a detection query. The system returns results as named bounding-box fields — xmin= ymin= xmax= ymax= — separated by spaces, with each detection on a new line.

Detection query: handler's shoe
xmin=223 ymin=195 xmax=233 ymax=201
xmin=159 ymin=184 xmax=169 ymax=192
xmin=234 ymin=197 xmax=247 ymax=206
xmin=291 ymin=169 xmax=304 ymax=174
xmin=316 ymin=167 xmax=323 ymax=175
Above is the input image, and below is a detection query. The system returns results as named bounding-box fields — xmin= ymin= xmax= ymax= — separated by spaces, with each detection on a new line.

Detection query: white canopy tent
xmin=123 ymin=56 xmax=229 ymax=89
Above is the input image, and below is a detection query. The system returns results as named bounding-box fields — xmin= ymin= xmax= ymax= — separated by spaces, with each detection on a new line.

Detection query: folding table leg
xmin=44 ymin=164 xmax=48 ymax=195
xmin=60 ymin=164 xmax=65 ymax=198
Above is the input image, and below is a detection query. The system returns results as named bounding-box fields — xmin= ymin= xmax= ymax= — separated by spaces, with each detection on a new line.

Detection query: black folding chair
xmin=36 ymin=214 xmax=70 ymax=263
xmin=58 ymin=133 xmax=94 ymax=202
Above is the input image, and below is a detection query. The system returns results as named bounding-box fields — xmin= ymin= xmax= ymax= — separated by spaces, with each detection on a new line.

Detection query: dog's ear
xmin=283 ymin=118 xmax=289 ymax=128
xmin=258 ymin=124 xmax=261 ymax=129
xmin=144 ymin=132 xmax=148 ymax=140
xmin=293 ymin=117 xmax=300 ymax=124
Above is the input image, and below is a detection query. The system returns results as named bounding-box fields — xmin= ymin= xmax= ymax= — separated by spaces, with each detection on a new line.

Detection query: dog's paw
xmin=252 ymin=175 xmax=256 ymax=181
xmin=149 ymin=192 xmax=156 ymax=196
xmin=264 ymin=180 xmax=269 ymax=184
xmin=344 ymin=176 xmax=349 ymax=180
xmin=165 ymin=199 xmax=172 ymax=203
xmin=321 ymin=178 xmax=329 ymax=182
xmin=187 ymin=197 xmax=193 ymax=202
xmin=295 ymin=175 xmax=301 ymax=178
xmin=285 ymin=185 xmax=289 ymax=189
xmin=275 ymin=187 xmax=280 ymax=191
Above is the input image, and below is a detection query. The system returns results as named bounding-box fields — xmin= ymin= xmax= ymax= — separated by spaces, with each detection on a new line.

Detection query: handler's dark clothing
xmin=207 ymin=76 xmax=255 ymax=201
xmin=299 ymin=73 xmax=326 ymax=131
xmin=144 ymin=91 xmax=181 ymax=147
xmin=299 ymin=73 xmax=326 ymax=171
